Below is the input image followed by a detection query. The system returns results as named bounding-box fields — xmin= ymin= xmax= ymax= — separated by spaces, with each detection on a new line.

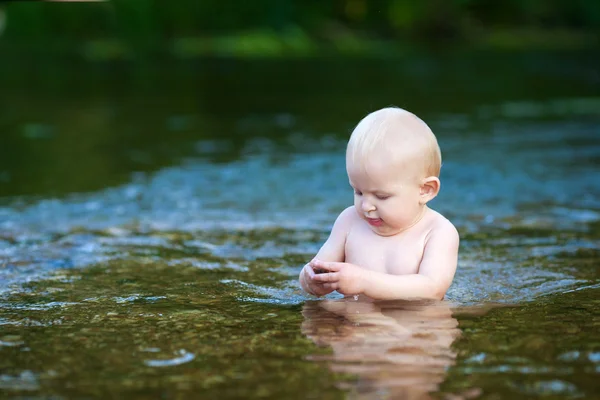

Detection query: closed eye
xmin=354 ymin=189 xmax=362 ymax=196
xmin=375 ymin=194 xmax=390 ymax=200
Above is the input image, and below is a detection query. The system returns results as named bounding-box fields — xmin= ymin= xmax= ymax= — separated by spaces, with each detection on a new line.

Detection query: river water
xmin=1 ymin=52 xmax=599 ymax=399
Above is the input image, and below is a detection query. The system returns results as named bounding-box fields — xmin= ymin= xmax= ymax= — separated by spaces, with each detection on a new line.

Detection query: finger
xmin=311 ymin=260 xmax=342 ymax=272
xmin=312 ymin=272 xmax=338 ymax=283
xmin=322 ymin=282 xmax=338 ymax=290
xmin=305 ymin=264 xmax=315 ymax=279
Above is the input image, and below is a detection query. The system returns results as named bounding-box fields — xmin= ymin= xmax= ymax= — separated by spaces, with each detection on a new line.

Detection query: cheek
xmin=382 ymin=198 xmax=409 ymax=217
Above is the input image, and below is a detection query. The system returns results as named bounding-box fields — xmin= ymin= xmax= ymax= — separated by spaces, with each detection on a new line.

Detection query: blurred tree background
xmin=1 ymin=0 xmax=598 ymax=198
xmin=1 ymin=0 xmax=599 ymax=58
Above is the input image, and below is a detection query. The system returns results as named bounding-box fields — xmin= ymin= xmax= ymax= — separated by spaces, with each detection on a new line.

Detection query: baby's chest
xmin=344 ymin=229 xmax=425 ymax=275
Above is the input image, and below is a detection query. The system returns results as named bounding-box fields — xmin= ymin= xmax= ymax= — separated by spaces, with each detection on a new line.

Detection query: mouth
xmin=366 ymin=217 xmax=383 ymax=227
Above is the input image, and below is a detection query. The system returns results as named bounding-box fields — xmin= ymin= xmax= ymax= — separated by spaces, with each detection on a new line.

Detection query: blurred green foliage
xmin=3 ymin=0 xmax=600 ymax=37
xmin=1 ymin=0 xmax=599 ymax=56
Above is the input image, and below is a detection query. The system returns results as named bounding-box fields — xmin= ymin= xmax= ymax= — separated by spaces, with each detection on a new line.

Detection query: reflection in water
xmin=302 ymin=297 xmax=462 ymax=399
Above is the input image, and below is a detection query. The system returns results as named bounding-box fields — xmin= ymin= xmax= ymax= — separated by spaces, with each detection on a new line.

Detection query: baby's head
xmin=346 ymin=107 xmax=442 ymax=235
xmin=347 ymin=107 xmax=441 ymax=179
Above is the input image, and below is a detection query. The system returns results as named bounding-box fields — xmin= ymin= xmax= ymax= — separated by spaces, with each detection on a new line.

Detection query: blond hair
xmin=346 ymin=107 xmax=442 ymax=178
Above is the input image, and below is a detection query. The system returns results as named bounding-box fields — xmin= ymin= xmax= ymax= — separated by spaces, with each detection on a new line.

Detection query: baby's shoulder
xmin=335 ymin=206 xmax=360 ymax=224
xmin=425 ymin=209 xmax=459 ymax=241
xmin=330 ymin=206 xmax=360 ymax=233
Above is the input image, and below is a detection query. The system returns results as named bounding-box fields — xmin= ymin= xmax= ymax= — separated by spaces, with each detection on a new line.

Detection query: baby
xmin=299 ymin=107 xmax=459 ymax=300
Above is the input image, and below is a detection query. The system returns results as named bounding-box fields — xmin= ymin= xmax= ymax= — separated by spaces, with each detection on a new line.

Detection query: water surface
xmin=1 ymin=52 xmax=599 ymax=399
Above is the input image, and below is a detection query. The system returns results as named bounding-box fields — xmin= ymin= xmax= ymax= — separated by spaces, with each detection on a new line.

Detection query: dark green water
xmin=1 ymin=52 xmax=599 ymax=399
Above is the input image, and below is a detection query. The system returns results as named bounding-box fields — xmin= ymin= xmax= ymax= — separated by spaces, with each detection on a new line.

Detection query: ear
xmin=419 ymin=176 xmax=440 ymax=204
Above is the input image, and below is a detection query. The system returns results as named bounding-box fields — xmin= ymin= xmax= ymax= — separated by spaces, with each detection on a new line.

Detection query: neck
xmin=403 ymin=205 xmax=429 ymax=232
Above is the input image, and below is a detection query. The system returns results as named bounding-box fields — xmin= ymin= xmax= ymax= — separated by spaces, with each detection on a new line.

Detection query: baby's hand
xmin=301 ymin=263 xmax=335 ymax=296
xmin=309 ymin=259 xmax=366 ymax=296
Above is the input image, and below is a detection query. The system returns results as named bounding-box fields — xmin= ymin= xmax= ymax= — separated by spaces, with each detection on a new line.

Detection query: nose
xmin=361 ymin=199 xmax=375 ymax=213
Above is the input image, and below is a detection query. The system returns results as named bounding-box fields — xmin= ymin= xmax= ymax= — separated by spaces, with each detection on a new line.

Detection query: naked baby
xmin=299 ymin=107 xmax=459 ymax=300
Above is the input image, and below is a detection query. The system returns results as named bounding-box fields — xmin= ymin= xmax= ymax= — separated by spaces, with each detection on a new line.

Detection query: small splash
xmin=353 ymin=295 xmax=359 ymax=301
xmin=143 ymin=349 xmax=195 ymax=367
xmin=113 ymin=294 xmax=167 ymax=304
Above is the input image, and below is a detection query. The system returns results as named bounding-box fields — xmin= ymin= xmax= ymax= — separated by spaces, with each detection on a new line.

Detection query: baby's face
xmin=347 ymin=157 xmax=424 ymax=237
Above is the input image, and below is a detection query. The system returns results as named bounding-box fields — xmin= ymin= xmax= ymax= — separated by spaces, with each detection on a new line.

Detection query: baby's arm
xmin=312 ymin=219 xmax=459 ymax=300
xmin=299 ymin=206 xmax=354 ymax=296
